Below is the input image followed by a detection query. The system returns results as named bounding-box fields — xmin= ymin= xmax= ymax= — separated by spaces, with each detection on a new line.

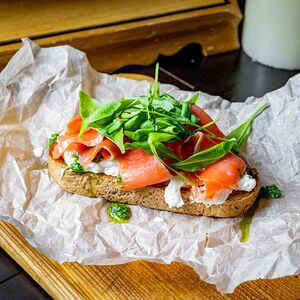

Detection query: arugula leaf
xmin=125 ymin=141 xmax=179 ymax=161
xmin=48 ymin=132 xmax=60 ymax=147
xmin=153 ymin=63 xmax=160 ymax=98
xmin=79 ymin=91 xmax=121 ymax=136
xmin=190 ymin=113 xmax=199 ymax=124
xmin=120 ymin=108 xmax=140 ymax=119
xmin=148 ymin=139 xmax=194 ymax=185
xmin=186 ymin=93 xmax=199 ymax=105
xmin=140 ymin=120 xmax=155 ymax=129
xmin=155 ymin=143 xmax=180 ymax=161
xmin=125 ymin=141 xmax=152 ymax=154
xmin=132 ymin=129 xmax=154 ymax=141
xmin=180 ymin=102 xmax=190 ymax=119
xmin=105 ymin=127 xmax=125 ymax=153
xmin=124 ymin=112 xmax=147 ymax=131
xmin=158 ymin=93 xmax=178 ymax=106
xmin=152 ymin=99 xmax=174 ymax=111
xmin=104 ymin=118 xmax=123 ymax=135
xmin=227 ymin=103 xmax=269 ymax=153
xmin=148 ymin=132 xmax=178 ymax=143
xmin=79 ymin=93 xmax=139 ymax=136
xmin=171 ymin=139 xmax=236 ymax=172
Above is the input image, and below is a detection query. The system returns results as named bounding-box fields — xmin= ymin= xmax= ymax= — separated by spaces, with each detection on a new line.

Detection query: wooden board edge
xmin=0 ymin=2 xmax=242 ymax=72
xmin=0 ymin=221 xmax=84 ymax=300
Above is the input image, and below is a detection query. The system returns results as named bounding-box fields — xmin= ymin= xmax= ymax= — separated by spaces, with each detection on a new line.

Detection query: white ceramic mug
xmin=242 ymin=0 xmax=300 ymax=70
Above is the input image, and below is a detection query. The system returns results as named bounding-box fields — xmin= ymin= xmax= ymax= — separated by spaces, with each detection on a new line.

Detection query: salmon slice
xmin=167 ymin=132 xmax=215 ymax=160
xmin=192 ymin=153 xmax=246 ymax=200
xmin=168 ymin=131 xmax=245 ymax=200
xmin=53 ymin=129 xmax=101 ymax=159
xmin=119 ymin=149 xmax=172 ymax=190
xmin=80 ymin=139 xmax=122 ymax=165
xmin=190 ymin=104 xmax=225 ymax=140
xmin=62 ymin=143 xmax=87 ymax=160
xmin=67 ymin=114 xmax=82 ymax=134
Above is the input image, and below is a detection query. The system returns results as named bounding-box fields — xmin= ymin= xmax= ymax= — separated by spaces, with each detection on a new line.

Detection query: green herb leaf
xmin=152 ymin=99 xmax=174 ymax=112
xmin=153 ymin=63 xmax=160 ymax=98
xmin=125 ymin=141 xmax=180 ymax=161
xmin=186 ymin=93 xmax=199 ymax=105
xmin=155 ymin=143 xmax=180 ymax=161
xmin=190 ymin=114 xmax=199 ymax=124
xmin=148 ymin=140 xmax=194 ymax=185
xmin=105 ymin=127 xmax=125 ymax=153
xmin=148 ymin=132 xmax=178 ymax=143
xmin=227 ymin=103 xmax=269 ymax=154
xmin=124 ymin=112 xmax=147 ymax=131
xmin=171 ymin=138 xmax=236 ymax=172
xmin=104 ymin=118 xmax=123 ymax=135
xmin=106 ymin=203 xmax=131 ymax=223
xmin=132 ymin=128 xmax=155 ymax=141
xmin=180 ymin=102 xmax=190 ymax=118
xmin=79 ymin=91 xmax=121 ymax=136
xmin=121 ymin=108 xmax=140 ymax=119
xmin=69 ymin=156 xmax=85 ymax=173
xmin=125 ymin=141 xmax=152 ymax=154
xmin=48 ymin=132 xmax=60 ymax=147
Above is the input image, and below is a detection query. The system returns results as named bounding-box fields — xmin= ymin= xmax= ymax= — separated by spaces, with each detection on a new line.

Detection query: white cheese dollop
xmin=63 ymin=150 xmax=78 ymax=166
xmin=191 ymin=188 xmax=233 ymax=207
xmin=85 ymin=160 xmax=119 ymax=176
xmin=164 ymin=177 xmax=186 ymax=208
xmin=237 ymin=173 xmax=257 ymax=192
xmin=164 ymin=173 xmax=257 ymax=208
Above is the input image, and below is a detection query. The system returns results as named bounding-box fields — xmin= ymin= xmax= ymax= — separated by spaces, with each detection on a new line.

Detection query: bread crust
xmin=48 ymin=146 xmax=260 ymax=217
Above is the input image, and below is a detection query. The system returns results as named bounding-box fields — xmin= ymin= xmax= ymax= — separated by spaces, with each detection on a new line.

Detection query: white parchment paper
xmin=0 ymin=39 xmax=299 ymax=293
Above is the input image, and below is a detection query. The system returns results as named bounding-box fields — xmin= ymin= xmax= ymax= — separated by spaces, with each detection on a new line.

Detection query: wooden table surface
xmin=0 ymin=44 xmax=299 ymax=299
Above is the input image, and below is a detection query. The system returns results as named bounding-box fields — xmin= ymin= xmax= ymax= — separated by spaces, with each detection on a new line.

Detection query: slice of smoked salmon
xmin=192 ymin=152 xmax=246 ymax=200
xmin=62 ymin=143 xmax=87 ymax=160
xmin=119 ymin=149 xmax=172 ymax=190
xmin=169 ymin=131 xmax=246 ymax=200
xmin=67 ymin=114 xmax=82 ymax=134
xmin=80 ymin=138 xmax=122 ymax=165
xmin=53 ymin=129 xmax=101 ymax=159
xmin=167 ymin=132 xmax=215 ymax=160
xmin=190 ymin=104 xmax=225 ymax=140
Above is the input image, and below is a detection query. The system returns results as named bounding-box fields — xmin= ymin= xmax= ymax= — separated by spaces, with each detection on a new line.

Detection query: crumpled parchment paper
xmin=0 ymin=39 xmax=299 ymax=294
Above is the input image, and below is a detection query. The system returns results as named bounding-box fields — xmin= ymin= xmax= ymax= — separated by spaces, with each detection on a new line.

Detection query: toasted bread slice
xmin=48 ymin=146 xmax=260 ymax=218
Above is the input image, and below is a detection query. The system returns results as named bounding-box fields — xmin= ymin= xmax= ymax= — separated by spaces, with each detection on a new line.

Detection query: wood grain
xmin=0 ymin=1 xmax=241 ymax=72
xmin=0 ymin=0 xmax=224 ymax=43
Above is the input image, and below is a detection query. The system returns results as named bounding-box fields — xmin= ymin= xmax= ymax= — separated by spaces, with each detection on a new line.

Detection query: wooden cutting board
xmin=0 ymin=73 xmax=300 ymax=300
xmin=1 ymin=221 xmax=300 ymax=300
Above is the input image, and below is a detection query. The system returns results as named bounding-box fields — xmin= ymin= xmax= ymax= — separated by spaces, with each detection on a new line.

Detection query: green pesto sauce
xmin=48 ymin=132 xmax=60 ymax=147
xmin=239 ymin=184 xmax=282 ymax=242
xmin=240 ymin=213 xmax=253 ymax=242
xmin=107 ymin=203 xmax=131 ymax=223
